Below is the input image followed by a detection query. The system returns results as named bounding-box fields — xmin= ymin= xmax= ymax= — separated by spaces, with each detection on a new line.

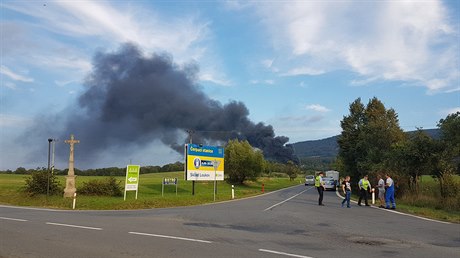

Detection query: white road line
xmin=0 ymin=217 xmax=28 ymax=222
xmin=259 ymin=249 xmax=314 ymax=258
xmin=46 ymin=222 xmax=103 ymax=230
xmin=264 ymin=187 xmax=313 ymax=211
xmin=129 ymin=231 xmax=212 ymax=243
xmin=334 ymin=190 xmax=452 ymax=224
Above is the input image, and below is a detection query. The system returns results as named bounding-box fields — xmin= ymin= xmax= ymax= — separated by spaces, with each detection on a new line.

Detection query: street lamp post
xmin=47 ymin=138 xmax=52 ymax=196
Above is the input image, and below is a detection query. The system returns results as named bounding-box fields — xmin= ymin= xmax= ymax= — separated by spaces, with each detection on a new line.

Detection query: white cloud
xmin=269 ymin=115 xmax=341 ymax=142
xmin=0 ymin=114 xmax=32 ymax=127
xmin=306 ymin=104 xmax=330 ymax=113
xmin=0 ymin=65 xmax=33 ymax=82
xmin=249 ymin=79 xmax=275 ymax=85
xmin=223 ymin=1 xmax=252 ymax=11
xmin=55 ymin=80 xmax=78 ymax=87
xmin=261 ymin=59 xmax=274 ymax=69
xmin=442 ymin=107 xmax=460 ymax=116
xmin=200 ymin=73 xmax=232 ymax=86
xmin=280 ymin=67 xmax=325 ymax=76
xmin=253 ymin=1 xmax=459 ymax=93
xmin=3 ymin=1 xmax=212 ymax=82
xmin=3 ymin=82 xmax=16 ymax=89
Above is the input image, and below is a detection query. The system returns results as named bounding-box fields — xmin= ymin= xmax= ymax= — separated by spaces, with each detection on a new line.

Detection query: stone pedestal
xmin=63 ymin=175 xmax=77 ymax=198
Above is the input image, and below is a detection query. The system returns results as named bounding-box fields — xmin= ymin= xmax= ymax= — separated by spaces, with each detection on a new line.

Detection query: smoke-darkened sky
xmin=1 ymin=1 xmax=458 ymax=170
xmin=23 ymin=44 xmax=296 ymax=168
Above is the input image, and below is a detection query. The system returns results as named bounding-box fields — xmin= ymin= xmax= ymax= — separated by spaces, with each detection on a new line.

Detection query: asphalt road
xmin=1 ymin=185 xmax=459 ymax=258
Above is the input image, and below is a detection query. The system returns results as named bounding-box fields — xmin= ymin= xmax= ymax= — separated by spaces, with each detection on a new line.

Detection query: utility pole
xmin=186 ymin=129 xmax=194 ymax=144
xmin=47 ymin=138 xmax=53 ymax=197
xmin=51 ymin=139 xmax=58 ymax=175
xmin=186 ymin=129 xmax=195 ymax=195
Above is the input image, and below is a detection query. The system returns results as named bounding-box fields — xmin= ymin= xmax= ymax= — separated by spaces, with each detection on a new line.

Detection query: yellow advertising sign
xmin=185 ymin=144 xmax=224 ymax=181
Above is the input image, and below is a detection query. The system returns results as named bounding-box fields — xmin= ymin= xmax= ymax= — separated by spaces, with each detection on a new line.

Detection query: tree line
xmin=0 ymin=162 xmax=185 ymax=176
xmin=337 ymin=97 xmax=459 ymax=199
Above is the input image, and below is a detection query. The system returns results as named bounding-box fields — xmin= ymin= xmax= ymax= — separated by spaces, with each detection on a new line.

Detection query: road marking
xmin=259 ymin=249 xmax=314 ymax=258
xmin=129 ymin=231 xmax=212 ymax=243
xmin=334 ymin=190 xmax=452 ymax=224
xmin=0 ymin=217 xmax=28 ymax=222
xmin=46 ymin=222 xmax=103 ymax=230
xmin=264 ymin=187 xmax=313 ymax=211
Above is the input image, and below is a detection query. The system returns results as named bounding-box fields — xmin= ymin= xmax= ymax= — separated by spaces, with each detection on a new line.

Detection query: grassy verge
xmin=394 ymin=203 xmax=460 ymax=223
xmin=347 ymin=191 xmax=460 ymax=224
xmin=0 ymin=173 xmax=302 ymax=210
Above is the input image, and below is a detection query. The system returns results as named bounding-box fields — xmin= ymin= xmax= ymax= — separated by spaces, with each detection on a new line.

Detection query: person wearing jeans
xmin=315 ymin=172 xmax=325 ymax=206
xmin=341 ymin=176 xmax=351 ymax=208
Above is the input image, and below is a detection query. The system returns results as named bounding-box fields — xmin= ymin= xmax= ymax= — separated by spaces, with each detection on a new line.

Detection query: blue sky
xmin=1 ymin=0 xmax=459 ymax=170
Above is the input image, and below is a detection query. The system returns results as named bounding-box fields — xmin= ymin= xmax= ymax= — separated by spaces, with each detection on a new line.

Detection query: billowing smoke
xmin=38 ymin=44 xmax=297 ymax=165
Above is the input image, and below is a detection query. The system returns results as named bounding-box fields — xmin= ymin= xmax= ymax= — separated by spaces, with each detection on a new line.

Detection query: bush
xmin=78 ymin=177 xmax=123 ymax=196
xmin=439 ymin=172 xmax=460 ymax=199
xmin=24 ymin=169 xmax=63 ymax=196
xmin=225 ymin=140 xmax=265 ymax=184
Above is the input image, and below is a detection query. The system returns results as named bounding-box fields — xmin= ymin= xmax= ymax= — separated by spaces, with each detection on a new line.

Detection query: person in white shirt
xmin=385 ymin=173 xmax=396 ymax=209
xmin=377 ymin=174 xmax=386 ymax=208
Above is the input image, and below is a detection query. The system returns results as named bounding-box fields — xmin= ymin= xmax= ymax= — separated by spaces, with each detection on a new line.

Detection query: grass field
xmin=0 ymin=172 xmax=302 ymax=210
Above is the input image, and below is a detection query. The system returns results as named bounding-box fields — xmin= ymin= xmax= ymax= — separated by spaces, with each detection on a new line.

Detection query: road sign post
xmin=212 ymin=159 xmax=221 ymax=202
xmin=124 ymin=165 xmax=140 ymax=200
xmin=162 ymin=178 xmax=178 ymax=196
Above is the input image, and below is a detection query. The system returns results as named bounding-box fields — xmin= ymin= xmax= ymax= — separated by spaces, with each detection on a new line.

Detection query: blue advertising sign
xmin=185 ymin=144 xmax=224 ymax=181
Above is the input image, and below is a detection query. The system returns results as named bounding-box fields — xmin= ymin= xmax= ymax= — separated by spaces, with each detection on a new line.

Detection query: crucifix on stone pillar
xmin=64 ymin=134 xmax=80 ymax=198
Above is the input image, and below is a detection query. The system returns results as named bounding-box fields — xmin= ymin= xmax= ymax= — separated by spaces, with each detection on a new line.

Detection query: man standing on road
xmin=358 ymin=175 xmax=371 ymax=206
xmin=377 ymin=174 xmax=386 ymax=208
xmin=315 ymin=172 xmax=325 ymax=206
xmin=385 ymin=173 xmax=396 ymax=210
xmin=341 ymin=176 xmax=351 ymax=208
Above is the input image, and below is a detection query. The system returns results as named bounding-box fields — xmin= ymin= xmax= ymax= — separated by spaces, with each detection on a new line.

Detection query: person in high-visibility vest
xmin=315 ymin=172 xmax=325 ymax=206
xmin=385 ymin=173 xmax=396 ymax=209
xmin=358 ymin=175 xmax=371 ymax=206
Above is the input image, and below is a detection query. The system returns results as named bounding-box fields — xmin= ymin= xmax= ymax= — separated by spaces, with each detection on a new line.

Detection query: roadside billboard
xmin=185 ymin=144 xmax=224 ymax=181
xmin=124 ymin=165 xmax=140 ymax=200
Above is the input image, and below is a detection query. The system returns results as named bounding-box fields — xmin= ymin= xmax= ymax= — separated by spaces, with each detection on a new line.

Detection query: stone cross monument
xmin=64 ymin=134 xmax=80 ymax=198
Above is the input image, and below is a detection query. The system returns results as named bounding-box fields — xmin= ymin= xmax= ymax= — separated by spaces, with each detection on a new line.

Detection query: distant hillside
xmin=292 ymin=136 xmax=339 ymax=158
xmin=292 ymin=128 xmax=440 ymax=158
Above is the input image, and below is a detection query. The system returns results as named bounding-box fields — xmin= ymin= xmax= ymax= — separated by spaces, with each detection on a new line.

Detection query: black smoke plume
xmin=42 ymin=44 xmax=298 ymax=165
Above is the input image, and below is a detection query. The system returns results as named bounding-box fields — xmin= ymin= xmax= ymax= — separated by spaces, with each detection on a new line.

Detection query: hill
xmin=292 ymin=128 xmax=440 ymax=158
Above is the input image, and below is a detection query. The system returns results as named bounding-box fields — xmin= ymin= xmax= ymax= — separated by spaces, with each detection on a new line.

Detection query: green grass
xmin=0 ymin=173 xmax=301 ymax=210
xmin=347 ymin=174 xmax=460 ymax=223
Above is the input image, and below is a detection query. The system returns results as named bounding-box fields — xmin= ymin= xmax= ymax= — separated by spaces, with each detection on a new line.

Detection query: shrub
xmin=225 ymin=139 xmax=265 ymax=184
xmin=24 ymin=169 xmax=63 ymax=196
xmin=78 ymin=177 xmax=123 ymax=196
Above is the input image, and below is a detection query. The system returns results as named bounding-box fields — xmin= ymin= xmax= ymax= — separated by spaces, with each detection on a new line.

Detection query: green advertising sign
xmin=124 ymin=165 xmax=140 ymax=200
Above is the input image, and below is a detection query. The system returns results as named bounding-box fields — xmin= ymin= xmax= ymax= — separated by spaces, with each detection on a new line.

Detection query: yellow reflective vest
xmin=361 ymin=179 xmax=370 ymax=190
xmin=315 ymin=175 xmax=322 ymax=187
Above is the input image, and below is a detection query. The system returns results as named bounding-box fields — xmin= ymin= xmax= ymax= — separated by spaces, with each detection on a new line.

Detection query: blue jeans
xmin=385 ymin=188 xmax=396 ymax=208
xmin=342 ymin=191 xmax=351 ymax=207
